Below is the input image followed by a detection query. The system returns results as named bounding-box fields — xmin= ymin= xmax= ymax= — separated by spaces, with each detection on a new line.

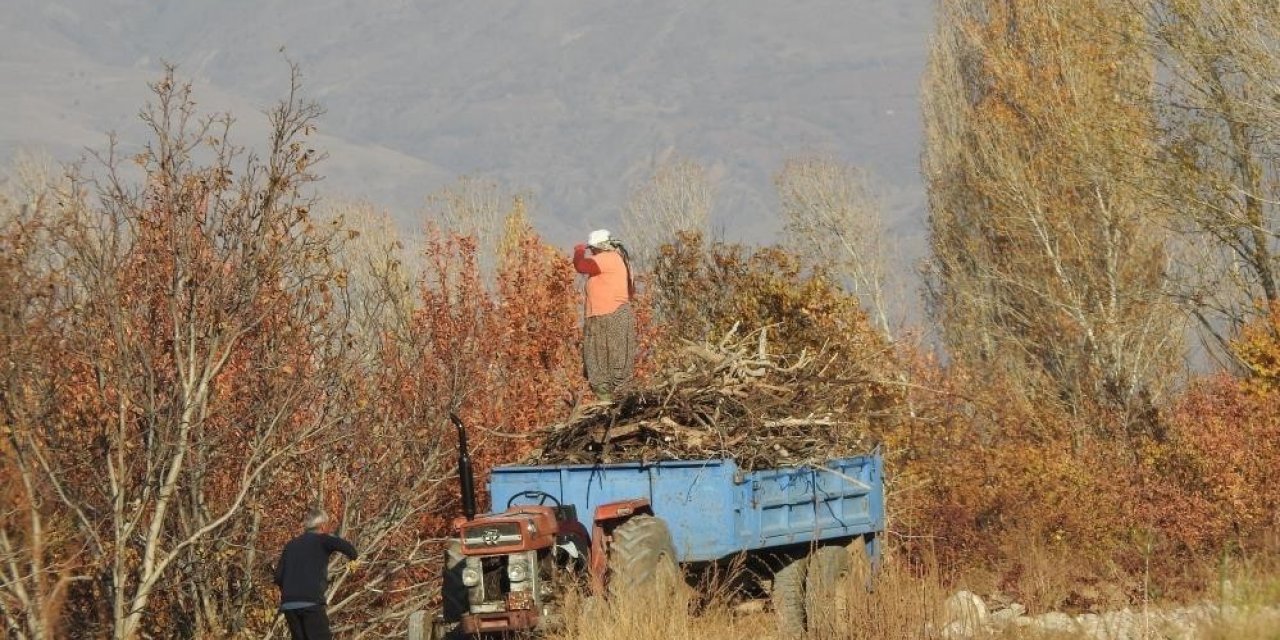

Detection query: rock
xmin=1011 ymin=615 xmax=1035 ymax=628
xmin=942 ymin=591 xmax=989 ymax=638
xmin=1074 ymin=612 xmax=1102 ymax=637
xmin=989 ymin=602 xmax=1026 ymax=626
xmin=945 ymin=591 xmax=989 ymax=622
xmin=940 ymin=620 xmax=972 ymax=639
xmin=1032 ymin=611 xmax=1075 ymax=634
xmin=1098 ymin=607 xmax=1136 ymax=640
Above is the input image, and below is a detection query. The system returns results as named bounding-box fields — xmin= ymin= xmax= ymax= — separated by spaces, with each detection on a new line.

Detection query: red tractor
xmin=433 ymin=416 xmax=680 ymax=638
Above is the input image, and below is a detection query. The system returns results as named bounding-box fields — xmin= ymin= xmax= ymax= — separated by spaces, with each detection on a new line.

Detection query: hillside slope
xmin=1 ymin=0 xmax=931 ymax=281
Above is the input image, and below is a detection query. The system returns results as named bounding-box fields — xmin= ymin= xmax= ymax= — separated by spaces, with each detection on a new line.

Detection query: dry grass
xmin=545 ymin=555 xmax=948 ymax=640
xmin=820 ymin=556 xmax=948 ymax=640
xmin=1197 ymin=556 xmax=1280 ymax=640
xmin=540 ymin=546 xmax=1280 ymax=640
xmin=1199 ymin=616 xmax=1280 ymax=640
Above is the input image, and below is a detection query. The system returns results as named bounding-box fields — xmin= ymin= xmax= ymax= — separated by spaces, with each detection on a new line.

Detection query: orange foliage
xmin=652 ymin=231 xmax=899 ymax=426
xmin=887 ymin=316 xmax=1280 ymax=602
xmin=1233 ymin=301 xmax=1280 ymax=393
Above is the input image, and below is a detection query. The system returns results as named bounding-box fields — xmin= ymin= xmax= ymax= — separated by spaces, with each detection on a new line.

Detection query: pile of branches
xmin=523 ymin=325 xmax=880 ymax=470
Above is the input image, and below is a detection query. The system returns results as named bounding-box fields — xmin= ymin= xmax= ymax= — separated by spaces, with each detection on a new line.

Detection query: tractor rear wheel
xmin=805 ymin=545 xmax=852 ymax=634
xmin=606 ymin=515 xmax=681 ymax=598
xmin=771 ymin=556 xmax=808 ymax=639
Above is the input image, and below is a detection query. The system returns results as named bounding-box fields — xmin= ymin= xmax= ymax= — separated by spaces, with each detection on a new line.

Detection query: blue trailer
xmin=435 ymin=423 xmax=885 ymax=639
xmin=488 ymin=453 xmax=885 ymax=564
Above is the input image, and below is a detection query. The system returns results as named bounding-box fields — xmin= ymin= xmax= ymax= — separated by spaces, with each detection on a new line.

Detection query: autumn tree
xmin=422 ymin=177 xmax=525 ymax=287
xmin=922 ymin=0 xmax=1183 ymax=435
xmin=1148 ymin=0 xmax=1280 ymax=356
xmin=0 ymin=65 xmax=357 ymax=639
xmin=303 ymin=209 xmax=457 ymax=637
xmin=652 ymin=233 xmax=901 ymax=433
xmin=0 ymin=158 xmax=82 ymax=640
xmin=228 ymin=185 xmax=584 ymax=639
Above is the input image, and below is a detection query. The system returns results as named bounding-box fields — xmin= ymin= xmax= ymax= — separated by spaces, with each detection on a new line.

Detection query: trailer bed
xmin=488 ymin=452 xmax=884 ymax=563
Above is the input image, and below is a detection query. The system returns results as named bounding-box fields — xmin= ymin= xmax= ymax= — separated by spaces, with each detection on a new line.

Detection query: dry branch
xmin=523 ymin=327 xmax=873 ymax=470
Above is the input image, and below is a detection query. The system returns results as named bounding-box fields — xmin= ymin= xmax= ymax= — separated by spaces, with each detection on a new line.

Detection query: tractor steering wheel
xmin=506 ymin=490 xmax=562 ymax=509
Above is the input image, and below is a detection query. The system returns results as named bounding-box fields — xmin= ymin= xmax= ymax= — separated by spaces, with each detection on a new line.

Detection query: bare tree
xmin=325 ymin=200 xmax=420 ymax=354
xmin=1148 ymin=0 xmax=1280 ymax=357
xmin=621 ymin=156 xmax=715 ymax=274
xmin=776 ymin=156 xmax=896 ymax=340
xmin=423 ymin=177 xmax=521 ymax=287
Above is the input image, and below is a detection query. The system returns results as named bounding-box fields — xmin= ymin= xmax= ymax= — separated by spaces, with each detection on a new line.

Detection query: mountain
xmin=1 ymin=0 xmax=934 ymax=315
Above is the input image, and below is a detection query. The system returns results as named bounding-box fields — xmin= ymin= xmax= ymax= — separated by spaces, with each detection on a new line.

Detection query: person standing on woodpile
xmin=274 ymin=507 xmax=359 ymax=640
xmin=573 ymin=229 xmax=636 ymax=403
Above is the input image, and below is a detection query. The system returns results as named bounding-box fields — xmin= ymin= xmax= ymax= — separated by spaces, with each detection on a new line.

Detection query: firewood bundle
xmin=522 ymin=325 xmax=879 ymax=470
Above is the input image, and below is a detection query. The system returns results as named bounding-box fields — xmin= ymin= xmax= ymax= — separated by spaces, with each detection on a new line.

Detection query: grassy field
xmin=544 ymin=552 xmax=1280 ymax=640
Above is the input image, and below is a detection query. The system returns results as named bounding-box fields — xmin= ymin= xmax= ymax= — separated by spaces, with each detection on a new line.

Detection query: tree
xmin=326 ymin=200 xmax=419 ymax=354
xmin=1149 ymin=0 xmax=1280 ymax=357
xmin=422 ymin=177 xmax=522 ymax=288
xmin=0 ymin=157 xmax=83 ymax=640
xmin=621 ymin=156 xmax=715 ymax=275
xmin=776 ymin=156 xmax=896 ymax=340
xmin=0 ymin=65 xmax=350 ymax=639
xmin=922 ymin=0 xmax=1183 ymax=435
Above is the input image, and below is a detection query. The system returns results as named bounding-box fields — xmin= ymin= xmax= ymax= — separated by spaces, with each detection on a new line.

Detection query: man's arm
xmin=325 ymin=535 xmax=359 ymax=561
xmin=573 ymin=245 xmax=601 ymax=275
xmin=273 ymin=553 xmax=285 ymax=587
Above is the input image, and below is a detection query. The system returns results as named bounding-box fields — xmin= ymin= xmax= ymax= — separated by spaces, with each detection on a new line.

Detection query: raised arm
xmin=273 ymin=553 xmax=285 ymax=587
xmin=325 ymin=534 xmax=359 ymax=561
xmin=573 ymin=244 xmax=601 ymax=275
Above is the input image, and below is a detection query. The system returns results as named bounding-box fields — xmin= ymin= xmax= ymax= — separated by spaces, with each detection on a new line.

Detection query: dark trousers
xmin=583 ymin=303 xmax=636 ymax=396
xmin=283 ymin=605 xmax=332 ymax=640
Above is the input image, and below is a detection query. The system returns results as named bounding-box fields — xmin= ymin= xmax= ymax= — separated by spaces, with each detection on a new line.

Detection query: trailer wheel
xmin=606 ymin=515 xmax=681 ymax=598
xmin=805 ymin=545 xmax=851 ymax=633
xmin=847 ymin=535 xmax=874 ymax=589
xmin=771 ymin=556 xmax=808 ymax=639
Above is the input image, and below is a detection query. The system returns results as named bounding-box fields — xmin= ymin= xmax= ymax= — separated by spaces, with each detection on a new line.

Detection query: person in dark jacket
xmin=274 ymin=507 xmax=359 ymax=640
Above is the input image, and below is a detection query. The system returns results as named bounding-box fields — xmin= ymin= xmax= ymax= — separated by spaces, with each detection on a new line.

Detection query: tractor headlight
xmin=461 ymin=567 xmax=481 ymax=587
xmin=507 ymin=560 xmax=529 ymax=582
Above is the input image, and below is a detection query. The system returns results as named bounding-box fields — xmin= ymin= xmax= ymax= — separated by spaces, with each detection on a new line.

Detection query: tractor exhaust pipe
xmin=450 ymin=413 xmax=478 ymax=521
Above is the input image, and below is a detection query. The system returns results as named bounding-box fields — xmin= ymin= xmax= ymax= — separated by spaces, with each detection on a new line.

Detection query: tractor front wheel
xmin=606 ymin=515 xmax=682 ymax=598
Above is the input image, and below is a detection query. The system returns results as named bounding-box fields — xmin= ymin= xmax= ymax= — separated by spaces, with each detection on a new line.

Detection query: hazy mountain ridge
xmin=1 ymin=0 xmax=932 ymax=261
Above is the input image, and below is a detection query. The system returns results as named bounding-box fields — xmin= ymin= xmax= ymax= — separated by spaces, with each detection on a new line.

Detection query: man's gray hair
xmin=304 ymin=507 xmax=329 ymax=531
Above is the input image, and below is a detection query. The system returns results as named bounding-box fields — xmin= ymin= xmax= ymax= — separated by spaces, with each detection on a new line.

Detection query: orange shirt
xmin=574 ymin=248 xmax=631 ymax=317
